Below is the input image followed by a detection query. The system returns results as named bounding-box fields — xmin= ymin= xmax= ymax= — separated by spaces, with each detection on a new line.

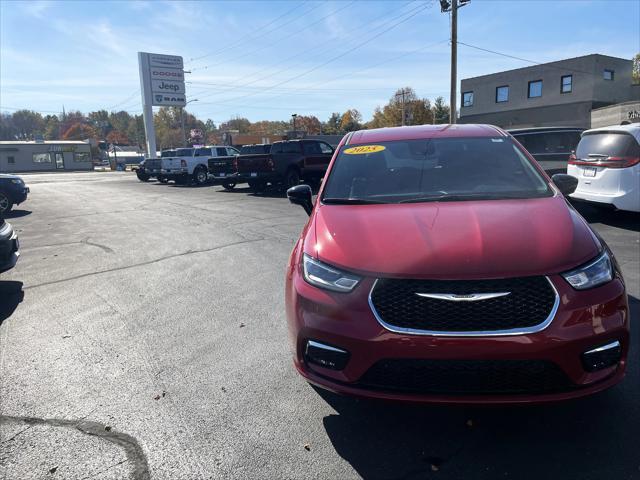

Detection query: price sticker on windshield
xmin=343 ymin=145 xmax=386 ymax=155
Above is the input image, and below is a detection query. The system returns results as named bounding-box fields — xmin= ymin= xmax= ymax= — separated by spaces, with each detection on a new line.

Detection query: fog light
xmin=305 ymin=340 xmax=350 ymax=370
xmin=582 ymin=341 xmax=621 ymax=372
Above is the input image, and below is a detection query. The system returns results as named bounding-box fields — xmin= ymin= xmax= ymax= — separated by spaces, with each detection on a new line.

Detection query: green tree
xmin=633 ymin=53 xmax=640 ymax=85
xmin=43 ymin=115 xmax=61 ymax=140
xmin=432 ymin=96 xmax=450 ymax=124
xmin=322 ymin=112 xmax=342 ymax=134
xmin=10 ymin=110 xmax=45 ymax=139
xmin=219 ymin=116 xmax=251 ymax=133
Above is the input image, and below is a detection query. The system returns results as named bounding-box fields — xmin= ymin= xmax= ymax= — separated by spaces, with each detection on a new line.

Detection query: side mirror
xmin=287 ymin=184 xmax=313 ymax=216
xmin=552 ymin=173 xmax=578 ymax=196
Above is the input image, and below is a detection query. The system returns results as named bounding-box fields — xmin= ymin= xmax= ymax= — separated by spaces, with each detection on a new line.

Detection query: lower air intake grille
xmin=356 ymin=358 xmax=575 ymax=395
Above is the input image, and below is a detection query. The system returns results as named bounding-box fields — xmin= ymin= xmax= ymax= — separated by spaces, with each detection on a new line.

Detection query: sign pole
xmin=138 ymin=52 xmax=157 ymax=159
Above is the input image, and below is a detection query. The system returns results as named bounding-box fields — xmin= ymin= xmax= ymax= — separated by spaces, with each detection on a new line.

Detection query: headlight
xmin=562 ymin=251 xmax=613 ymax=290
xmin=10 ymin=179 xmax=22 ymax=184
xmin=302 ymin=254 xmax=361 ymax=293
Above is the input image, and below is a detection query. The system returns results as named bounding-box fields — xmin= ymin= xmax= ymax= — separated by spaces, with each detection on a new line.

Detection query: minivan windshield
xmin=322 ymin=137 xmax=552 ymax=204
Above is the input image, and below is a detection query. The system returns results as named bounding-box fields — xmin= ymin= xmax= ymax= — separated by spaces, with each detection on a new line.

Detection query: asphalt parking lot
xmin=1 ymin=171 xmax=638 ymax=480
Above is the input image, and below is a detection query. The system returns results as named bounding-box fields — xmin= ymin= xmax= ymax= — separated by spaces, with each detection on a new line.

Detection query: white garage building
xmin=0 ymin=140 xmax=93 ymax=173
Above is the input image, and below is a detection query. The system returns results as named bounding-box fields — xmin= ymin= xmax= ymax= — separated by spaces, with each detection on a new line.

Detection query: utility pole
xmin=441 ymin=0 xmax=469 ymax=124
xmin=395 ymin=89 xmax=407 ymax=126
xmin=449 ymin=0 xmax=458 ymax=124
xmin=291 ymin=114 xmax=298 ymax=137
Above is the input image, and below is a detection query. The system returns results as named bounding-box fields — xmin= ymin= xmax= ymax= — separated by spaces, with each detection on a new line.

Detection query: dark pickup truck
xmin=236 ymin=140 xmax=335 ymax=192
xmin=208 ymin=144 xmax=270 ymax=191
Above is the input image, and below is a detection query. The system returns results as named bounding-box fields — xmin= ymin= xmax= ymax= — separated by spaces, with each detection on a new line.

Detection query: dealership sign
xmin=138 ymin=51 xmax=187 ymax=158
xmin=139 ymin=52 xmax=186 ymax=107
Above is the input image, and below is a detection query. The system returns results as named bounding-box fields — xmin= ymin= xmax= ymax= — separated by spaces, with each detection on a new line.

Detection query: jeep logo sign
xmin=151 ymin=79 xmax=185 ymax=94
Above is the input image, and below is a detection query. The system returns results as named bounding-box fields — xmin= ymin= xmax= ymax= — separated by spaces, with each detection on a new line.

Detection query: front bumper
xmin=286 ymin=272 xmax=630 ymax=404
xmin=0 ymin=229 xmax=20 ymax=274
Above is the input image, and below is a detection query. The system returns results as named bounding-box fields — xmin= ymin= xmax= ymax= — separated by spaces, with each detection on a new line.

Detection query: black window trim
xmin=560 ymin=75 xmax=572 ymax=94
xmin=462 ymin=90 xmax=474 ymax=108
xmin=495 ymin=85 xmax=509 ymax=103
xmin=528 ymin=79 xmax=543 ymax=99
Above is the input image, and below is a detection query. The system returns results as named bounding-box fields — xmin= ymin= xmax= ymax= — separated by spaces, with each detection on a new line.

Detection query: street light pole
xmin=291 ymin=113 xmax=297 ymax=137
xmin=181 ymin=99 xmax=198 ymax=147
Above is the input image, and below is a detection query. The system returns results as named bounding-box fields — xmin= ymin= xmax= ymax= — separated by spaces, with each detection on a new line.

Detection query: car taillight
xmin=233 ymin=157 xmax=238 ymax=170
xmin=267 ymin=159 xmax=275 ymax=170
xmin=601 ymin=156 xmax=640 ymax=168
xmin=181 ymin=159 xmax=187 ymax=168
xmin=570 ymin=156 xmax=639 ymax=168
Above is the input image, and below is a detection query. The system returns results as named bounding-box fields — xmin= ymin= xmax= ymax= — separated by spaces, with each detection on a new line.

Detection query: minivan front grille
xmin=357 ymin=358 xmax=574 ymax=395
xmin=369 ymin=276 xmax=557 ymax=334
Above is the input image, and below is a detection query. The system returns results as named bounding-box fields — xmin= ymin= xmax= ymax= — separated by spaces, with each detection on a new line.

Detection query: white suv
xmin=568 ymin=124 xmax=640 ymax=212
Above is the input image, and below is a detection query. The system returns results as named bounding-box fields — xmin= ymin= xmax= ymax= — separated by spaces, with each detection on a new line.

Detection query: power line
xmin=191 ymin=1 xmax=421 ymax=101
xmin=217 ymin=1 xmax=436 ymax=106
xmin=190 ymin=2 xmax=324 ymax=70
xmin=193 ymin=1 xmax=432 ymax=103
xmin=457 ymin=41 xmax=605 ymax=77
xmin=107 ymin=89 xmax=140 ymax=111
xmin=190 ymin=1 xmax=356 ymax=73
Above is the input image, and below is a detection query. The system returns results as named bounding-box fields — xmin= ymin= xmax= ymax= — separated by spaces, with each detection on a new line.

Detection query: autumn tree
xmin=62 ymin=122 xmax=99 ymax=140
xmin=633 ymin=53 xmax=640 ymax=85
xmin=340 ymin=109 xmax=363 ymax=132
xmin=295 ymin=115 xmax=322 ymax=134
xmin=106 ymin=130 xmax=131 ymax=145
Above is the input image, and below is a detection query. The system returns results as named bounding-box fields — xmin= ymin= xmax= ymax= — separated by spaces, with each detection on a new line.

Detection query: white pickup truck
xmin=138 ymin=148 xmax=193 ymax=183
xmin=162 ymin=145 xmax=240 ymax=185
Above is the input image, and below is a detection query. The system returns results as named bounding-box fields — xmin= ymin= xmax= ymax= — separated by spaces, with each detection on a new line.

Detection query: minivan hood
xmin=308 ymin=196 xmax=599 ymax=279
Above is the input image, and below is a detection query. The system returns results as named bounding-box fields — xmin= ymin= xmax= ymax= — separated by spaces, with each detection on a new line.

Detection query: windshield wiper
xmin=399 ymin=193 xmax=516 ymax=203
xmin=322 ymin=197 xmax=389 ymax=205
xmin=399 ymin=194 xmax=478 ymax=203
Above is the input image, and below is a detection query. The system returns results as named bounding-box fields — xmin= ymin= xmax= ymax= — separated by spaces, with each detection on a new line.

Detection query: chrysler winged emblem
xmin=415 ymin=292 xmax=511 ymax=301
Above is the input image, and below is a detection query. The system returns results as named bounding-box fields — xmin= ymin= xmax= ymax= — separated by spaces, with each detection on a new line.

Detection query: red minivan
xmin=285 ymin=124 xmax=629 ymax=404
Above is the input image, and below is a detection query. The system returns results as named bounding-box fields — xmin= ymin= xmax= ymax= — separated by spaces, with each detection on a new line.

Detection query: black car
xmin=0 ymin=174 xmax=29 ymax=214
xmin=0 ymin=217 xmax=19 ymax=274
xmin=508 ymin=127 xmax=584 ymax=175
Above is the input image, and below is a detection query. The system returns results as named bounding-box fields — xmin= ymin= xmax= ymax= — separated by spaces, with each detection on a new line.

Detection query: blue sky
xmin=1 ymin=0 xmax=638 ymax=124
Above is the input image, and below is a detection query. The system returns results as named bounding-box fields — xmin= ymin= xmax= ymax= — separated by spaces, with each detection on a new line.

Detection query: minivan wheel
xmin=158 ymin=175 xmax=169 ymax=184
xmin=0 ymin=192 xmax=13 ymax=214
xmin=194 ymin=167 xmax=208 ymax=186
xmin=222 ymin=182 xmax=236 ymax=191
xmin=136 ymin=170 xmax=150 ymax=182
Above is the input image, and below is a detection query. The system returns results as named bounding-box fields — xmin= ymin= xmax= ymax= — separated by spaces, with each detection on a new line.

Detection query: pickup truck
xmin=236 ymin=140 xmax=334 ymax=192
xmin=137 ymin=148 xmax=191 ymax=183
xmin=162 ymin=145 xmax=240 ymax=186
xmin=208 ymin=144 xmax=270 ymax=190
